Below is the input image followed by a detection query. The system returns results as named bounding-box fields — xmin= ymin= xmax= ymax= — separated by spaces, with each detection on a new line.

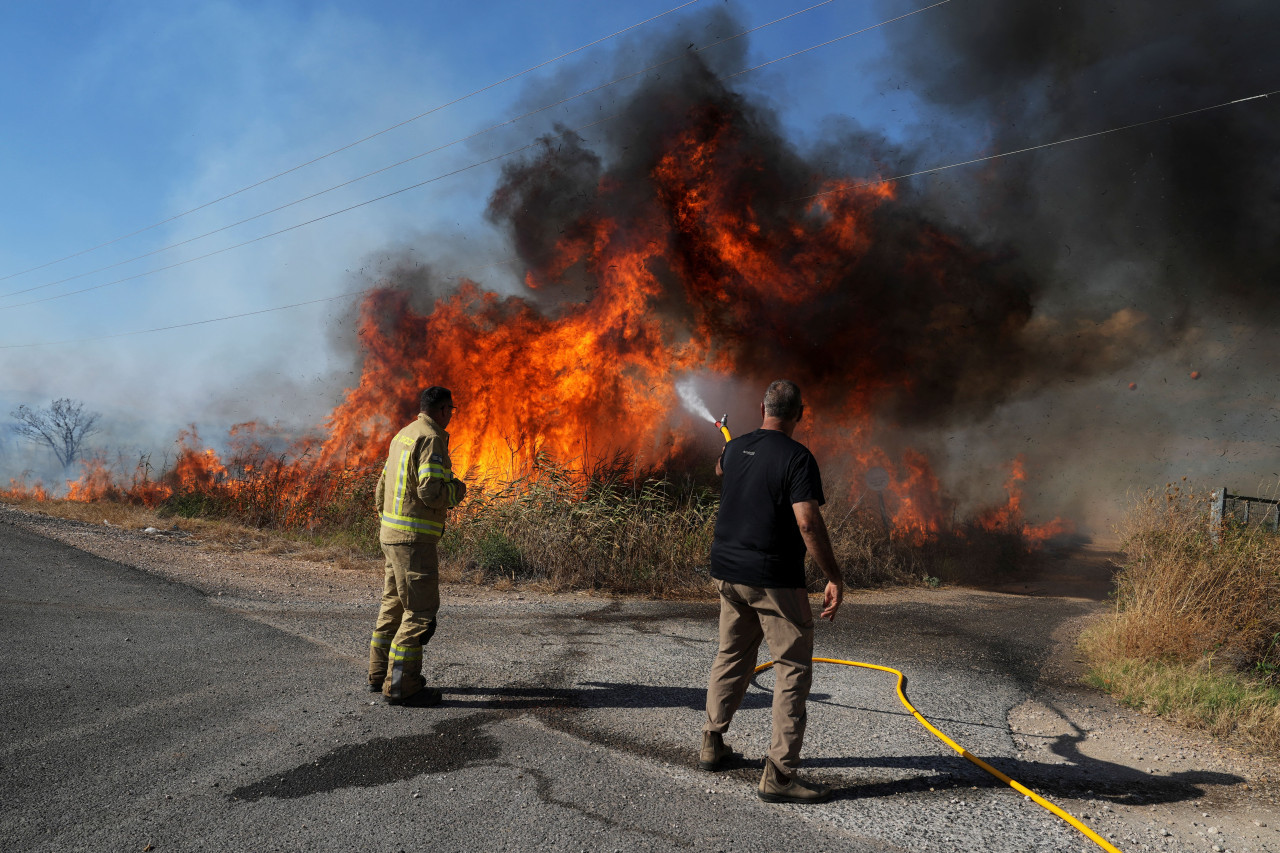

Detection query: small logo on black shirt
xmin=741 ymin=450 xmax=756 ymax=456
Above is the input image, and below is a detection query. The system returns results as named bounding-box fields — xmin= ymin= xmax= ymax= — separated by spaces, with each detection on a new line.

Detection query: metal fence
xmin=1210 ymin=487 xmax=1280 ymax=541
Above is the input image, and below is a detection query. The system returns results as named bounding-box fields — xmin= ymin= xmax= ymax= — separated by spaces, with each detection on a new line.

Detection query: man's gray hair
xmin=763 ymin=380 xmax=803 ymax=421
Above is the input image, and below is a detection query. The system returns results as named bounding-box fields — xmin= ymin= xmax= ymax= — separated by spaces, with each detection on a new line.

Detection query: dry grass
xmin=1084 ymin=658 xmax=1280 ymax=751
xmin=439 ymin=466 xmax=718 ymax=597
xmin=1 ymin=495 xmax=161 ymax=529
xmin=3 ymin=451 xmax=1047 ymax=598
xmin=438 ymin=465 xmax=1038 ymax=597
xmin=1080 ymin=481 xmax=1280 ymax=753
xmin=0 ymin=494 xmax=378 ymax=572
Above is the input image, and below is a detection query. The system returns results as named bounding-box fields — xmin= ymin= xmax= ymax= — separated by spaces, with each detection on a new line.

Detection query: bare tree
xmin=10 ymin=398 xmax=101 ymax=469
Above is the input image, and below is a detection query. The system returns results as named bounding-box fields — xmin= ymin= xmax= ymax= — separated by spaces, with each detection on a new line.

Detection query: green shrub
xmin=471 ymin=529 xmax=524 ymax=576
xmin=156 ymin=491 xmax=225 ymax=519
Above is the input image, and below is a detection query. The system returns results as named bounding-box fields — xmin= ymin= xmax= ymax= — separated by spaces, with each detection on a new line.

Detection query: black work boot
xmin=698 ymin=732 xmax=740 ymax=771
xmin=385 ymin=686 xmax=443 ymax=707
xmin=757 ymin=759 xmax=831 ymax=804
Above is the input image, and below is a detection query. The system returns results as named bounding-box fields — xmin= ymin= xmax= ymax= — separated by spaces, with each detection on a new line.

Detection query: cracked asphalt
xmin=2 ymin=511 xmax=1276 ymax=852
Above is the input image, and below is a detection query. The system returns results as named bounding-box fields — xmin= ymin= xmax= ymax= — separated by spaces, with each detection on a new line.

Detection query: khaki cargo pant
xmin=704 ymin=579 xmax=815 ymax=773
xmin=368 ymin=540 xmax=440 ymax=700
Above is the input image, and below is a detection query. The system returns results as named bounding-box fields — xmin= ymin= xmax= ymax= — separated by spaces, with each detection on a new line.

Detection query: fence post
xmin=1209 ymin=487 xmax=1226 ymax=544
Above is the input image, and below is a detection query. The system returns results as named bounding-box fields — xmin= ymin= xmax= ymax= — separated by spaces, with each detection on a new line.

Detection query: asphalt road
xmin=0 ymin=520 xmax=1259 ymax=852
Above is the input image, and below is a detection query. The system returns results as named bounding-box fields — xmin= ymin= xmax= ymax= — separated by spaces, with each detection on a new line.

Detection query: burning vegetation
xmin=2 ymin=45 xmax=1110 ymax=586
xmin=309 ymin=54 xmax=1084 ymax=549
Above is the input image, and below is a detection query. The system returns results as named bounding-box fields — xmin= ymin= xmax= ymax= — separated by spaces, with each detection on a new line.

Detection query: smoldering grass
xmin=811 ymin=497 xmax=1041 ymax=590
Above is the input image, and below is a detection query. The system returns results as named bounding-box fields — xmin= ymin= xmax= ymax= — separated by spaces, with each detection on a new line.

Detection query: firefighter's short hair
xmin=419 ymin=386 xmax=454 ymax=413
xmin=763 ymin=380 xmax=803 ymax=421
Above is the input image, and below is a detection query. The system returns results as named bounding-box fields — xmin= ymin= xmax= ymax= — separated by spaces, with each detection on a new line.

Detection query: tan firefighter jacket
xmin=375 ymin=413 xmax=466 ymax=544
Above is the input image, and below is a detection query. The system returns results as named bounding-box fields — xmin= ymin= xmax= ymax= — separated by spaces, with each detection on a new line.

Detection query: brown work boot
xmin=757 ymin=759 xmax=831 ymax=804
xmin=698 ymin=731 xmax=740 ymax=771
xmin=385 ymin=686 xmax=442 ymax=707
xmin=368 ymin=630 xmax=393 ymax=690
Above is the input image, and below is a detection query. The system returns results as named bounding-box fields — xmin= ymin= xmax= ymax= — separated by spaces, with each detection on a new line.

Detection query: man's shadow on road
xmin=443 ymin=682 xmax=769 ymax=711
xmin=445 ymin=681 xmax=1242 ymax=806
xmin=229 ymin=681 xmax=1240 ymax=806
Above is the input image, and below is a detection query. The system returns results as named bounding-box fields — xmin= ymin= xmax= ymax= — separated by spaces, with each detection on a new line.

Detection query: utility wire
xmin=14 ymin=5 xmax=1271 ymax=344
xmin=795 ymin=90 xmax=1278 ymax=203
xmin=0 ymin=0 xmax=839 ymax=302
xmin=0 ymin=0 xmax=703 ymax=285
xmin=0 ymin=117 xmax=619 ymax=311
xmin=11 ymin=76 xmax=1271 ymax=315
xmin=0 ymin=289 xmax=376 ymax=350
xmin=4 ymin=85 xmax=1274 ymax=349
xmin=723 ymin=0 xmax=953 ymax=80
xmin=0 ymin=252 xmax=529 ymax=350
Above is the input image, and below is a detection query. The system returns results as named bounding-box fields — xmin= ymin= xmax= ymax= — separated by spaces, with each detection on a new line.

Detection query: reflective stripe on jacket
xmin=375 ymin=413 xmax=467 ymax=544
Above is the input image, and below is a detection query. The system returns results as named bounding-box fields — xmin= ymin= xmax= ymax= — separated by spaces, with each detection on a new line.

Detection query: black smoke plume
xmin=472 ymin=14 xmax=1179 ymax=428
xmin=878 ymin=0 xmax=1280 ymax=319
xmin=360 ymin=4 xmax=1278 ymax=526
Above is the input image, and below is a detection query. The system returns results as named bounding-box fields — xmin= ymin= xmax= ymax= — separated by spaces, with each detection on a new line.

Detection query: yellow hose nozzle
xmin=715 ymin=414 xmax=731 ymax=443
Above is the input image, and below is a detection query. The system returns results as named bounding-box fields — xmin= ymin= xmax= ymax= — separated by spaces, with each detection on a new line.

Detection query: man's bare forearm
xmin=801 ymin=528 xmax=840 ymax=583
xmin=794 ymin=502 xmax=841 ymax=584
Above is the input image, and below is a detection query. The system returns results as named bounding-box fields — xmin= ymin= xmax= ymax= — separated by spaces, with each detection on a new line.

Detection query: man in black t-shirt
xmin=700 ymin=380 xmax=844 ymax=804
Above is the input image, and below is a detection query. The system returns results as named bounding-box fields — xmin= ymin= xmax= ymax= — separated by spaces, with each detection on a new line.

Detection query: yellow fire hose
xmin=716 ymin=421 xmax=1118 ymax=851
xmin=714 ymin=414 xmax=732 ymax=443
xmin=752 ymin=658 xmax=1122 ymax=852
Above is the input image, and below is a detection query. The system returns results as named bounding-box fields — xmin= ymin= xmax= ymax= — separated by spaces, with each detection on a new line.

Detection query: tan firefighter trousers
xmin=368 ymin=541 xmax=441 ymax=700
xmin=704 ymin=579 xmax=815 ymax=773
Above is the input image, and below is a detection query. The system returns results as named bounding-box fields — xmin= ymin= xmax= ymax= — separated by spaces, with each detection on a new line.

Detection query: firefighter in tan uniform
xmin=367 ymin=386 xmax=467 ymax=706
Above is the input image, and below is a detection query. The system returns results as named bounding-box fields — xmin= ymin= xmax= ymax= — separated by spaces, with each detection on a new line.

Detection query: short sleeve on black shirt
xmin=785 ymin=449 xmax=823 ymax=508
xmin=710 ymin=429 xmax=825 ymax=589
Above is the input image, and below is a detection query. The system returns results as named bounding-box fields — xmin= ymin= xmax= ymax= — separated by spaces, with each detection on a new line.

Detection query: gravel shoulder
xmin=4 ymin=502 xmax=1277 ymax=852
xmin=998 ymin=549 xmax=1280 ymax=852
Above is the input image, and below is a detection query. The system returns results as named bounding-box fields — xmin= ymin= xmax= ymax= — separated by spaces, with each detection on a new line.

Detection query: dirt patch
xmin=987 ymin=543 xmax=1121 ymax=602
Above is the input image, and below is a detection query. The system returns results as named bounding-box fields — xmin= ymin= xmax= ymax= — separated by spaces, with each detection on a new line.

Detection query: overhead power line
xmin=724 ymin=0 xmax=953 ymax=80
xmin=0 ymin=0 xmax=897 ymax=310
xmin=0 ymin=0 xmax=704 ymax=285
xmin=2 ymin=0 xmax=946 ymax=311
xmin=0 ymin=288 xmax=376 ymax=350
xmin=0 ymin=117 xmax=618 ymax=311
xmin=795 ymin=91 xmax=1278 ymax=203
xmin=0 ymin=252 xmax=528 ymax=350
xmin=0 ymin=0 xmax=841 ymax=303
xmin=4 ymin=87 xmax=1274 ymax=350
